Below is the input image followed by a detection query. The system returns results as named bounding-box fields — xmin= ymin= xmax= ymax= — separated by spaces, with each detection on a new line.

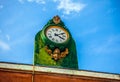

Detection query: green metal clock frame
xmin=40 ymin=24 xmax=72 ymax=51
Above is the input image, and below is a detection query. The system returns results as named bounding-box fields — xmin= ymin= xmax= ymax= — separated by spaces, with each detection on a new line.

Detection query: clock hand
xmin=58 ymin=35 xmax=65 ymax=40
xmin=57 ymin=33 xmax=65 ymax=35
xmin=54 ymin=33 xmax=65 ymax=40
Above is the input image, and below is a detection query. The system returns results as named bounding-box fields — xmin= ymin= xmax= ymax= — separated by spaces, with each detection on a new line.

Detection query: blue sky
xmin=0 ymin=0 xmax=120 ymax=74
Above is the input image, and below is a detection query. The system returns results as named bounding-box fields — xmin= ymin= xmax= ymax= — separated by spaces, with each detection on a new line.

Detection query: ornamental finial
xmin=53 ymin=15 xmax=60 ymax=24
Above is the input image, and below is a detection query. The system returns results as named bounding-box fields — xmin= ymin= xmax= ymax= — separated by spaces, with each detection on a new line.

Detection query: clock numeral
xmin=48 ymin=33 xmax=51 ymax=35
xmin=62 ymin=35 xmax=66 ymax=37
xmin=56 ymin=29 xmax=58 ymax=31
xmin=60 ymin=39 xmax=62 ymax=42
xmin=52 ymin=29 xmax=55 ymax=31
xmin=56 ymin=39 xmax=58 ymax=42
xmin=59 ymin=30 xmax=61 ymax=32
xmin=52 ymin=38 xmax=55 ymax=41
xmin=48 ymin=36 xmax=52 ymax=38
xmin=48 ymin=31 xmax=52 ymax=33
xmin=63 ymin=38 xmax=65 ymax=40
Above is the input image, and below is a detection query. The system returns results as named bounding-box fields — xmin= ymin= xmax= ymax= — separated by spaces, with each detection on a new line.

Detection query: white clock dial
xmin=46 ymin=26 xmax=69 ymax=43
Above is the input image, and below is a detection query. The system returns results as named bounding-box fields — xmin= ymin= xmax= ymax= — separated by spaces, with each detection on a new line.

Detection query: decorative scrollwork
xmin=45 ymin=46 xmax=69 ymax=61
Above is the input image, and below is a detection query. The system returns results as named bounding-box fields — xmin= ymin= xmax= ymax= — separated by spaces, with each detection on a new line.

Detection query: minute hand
xmin=58 ymin=35 xmax=65 ymax=40
xmin=57 ymin=33 xmax=65 ymax=35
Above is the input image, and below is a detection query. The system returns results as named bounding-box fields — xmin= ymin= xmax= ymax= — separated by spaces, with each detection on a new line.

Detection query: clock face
xmin=45 ymin=26 xmax=69 ymax=43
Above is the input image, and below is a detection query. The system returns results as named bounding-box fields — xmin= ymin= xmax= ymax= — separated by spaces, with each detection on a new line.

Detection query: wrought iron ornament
xmin=34 ymin=15 xmax=78 ymax=69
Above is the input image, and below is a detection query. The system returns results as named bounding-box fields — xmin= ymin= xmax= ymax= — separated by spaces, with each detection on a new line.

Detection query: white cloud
xmin=0 ymin=40 xmax=10 ymax=51
xmin=54 ymin=0 xmax=86 ymax=15
xmin=18 ymin=0 xmax=46 ymax=4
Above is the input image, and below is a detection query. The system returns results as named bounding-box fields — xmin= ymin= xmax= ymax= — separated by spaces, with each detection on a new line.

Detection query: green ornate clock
xmin=34 ymin=16 xmax=78 ymax=69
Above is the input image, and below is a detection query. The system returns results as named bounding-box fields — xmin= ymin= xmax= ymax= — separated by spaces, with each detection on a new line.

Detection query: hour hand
xmin=54 ymin=33 xmax=65 ymax=40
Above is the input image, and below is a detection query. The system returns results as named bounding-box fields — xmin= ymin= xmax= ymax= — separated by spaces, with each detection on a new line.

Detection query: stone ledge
xmin=0 ymin=62 xmax=120 ymax=80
